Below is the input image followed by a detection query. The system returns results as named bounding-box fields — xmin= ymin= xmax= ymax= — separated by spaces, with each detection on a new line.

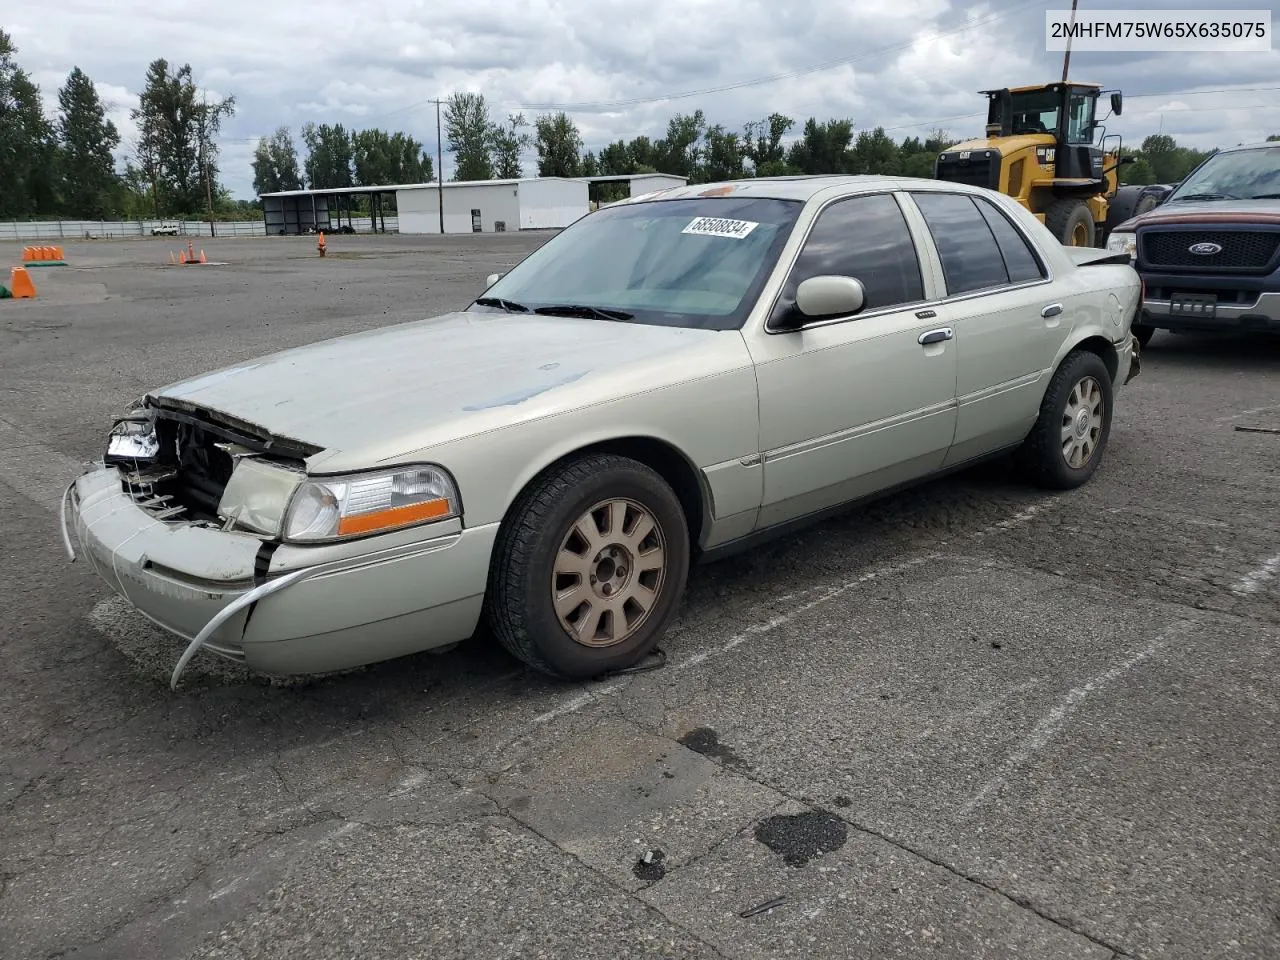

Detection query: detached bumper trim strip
xmin=169 ymin=566 xmax=314 ymax=691
xmin=60 ymin=479 xmax=78 ymax=561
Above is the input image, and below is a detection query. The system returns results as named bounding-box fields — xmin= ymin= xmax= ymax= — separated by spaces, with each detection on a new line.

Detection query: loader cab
xmin=984 ymin=82 xmax=1120 ymax=183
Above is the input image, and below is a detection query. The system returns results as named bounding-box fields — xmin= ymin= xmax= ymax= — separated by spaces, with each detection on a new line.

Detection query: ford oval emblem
xmin=1188 ymin=242 xmax=1223 ymax=255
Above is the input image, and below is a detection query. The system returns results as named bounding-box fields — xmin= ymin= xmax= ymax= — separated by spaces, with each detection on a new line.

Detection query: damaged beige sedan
xmin=61 ymin=175 xmax=1142 ymax=688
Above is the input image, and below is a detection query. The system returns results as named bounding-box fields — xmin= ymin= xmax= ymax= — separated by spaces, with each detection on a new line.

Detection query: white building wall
xmin=629 ymin=174 xmax=687 ymax=196
xmin=395 ymin=187 xmax=441 ymax=234
xmin=517 ymin=178 xmax=590 ymax=229
xmin=395 ymin=183 xmax=522 ymax=234
xmin=446 ymin=183 xmax=521 ymax=233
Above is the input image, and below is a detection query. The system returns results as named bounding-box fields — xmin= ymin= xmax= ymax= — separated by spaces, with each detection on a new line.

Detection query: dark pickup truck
xmin=1103 ymin=140 xmax=1280 ymax=345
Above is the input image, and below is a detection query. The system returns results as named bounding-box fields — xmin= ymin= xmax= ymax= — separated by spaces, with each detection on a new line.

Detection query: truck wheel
xmin=1103 ymin=184 xmax=1148 ymax=240
xmin=1016 ymin=350 xmax=1114 ymax=490
xmin=1046 ymin=198 xmax=1096 ymax=247
xmin=486 ymin=453 xmax=690 ymax=680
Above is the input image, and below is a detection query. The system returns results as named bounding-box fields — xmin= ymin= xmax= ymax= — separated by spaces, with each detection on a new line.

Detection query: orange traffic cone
xmin=9 ymin=266 xmax=36 ymax=299
xmin=199 ymin=249 xmax=207 ymax=263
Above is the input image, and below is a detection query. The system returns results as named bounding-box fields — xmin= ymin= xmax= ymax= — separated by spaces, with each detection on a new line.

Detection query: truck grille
xmin=934 ymin=153 xmax=1000 ymax=191
xmin=1139 ymin=229 xmax=1280 ymax=273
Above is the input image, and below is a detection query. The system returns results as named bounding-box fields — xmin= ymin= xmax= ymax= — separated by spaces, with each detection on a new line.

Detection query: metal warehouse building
xmin=259 ymin=174 xmax=688 ymax=236
xmin=397 ymin=178 xmax=586 ymax=233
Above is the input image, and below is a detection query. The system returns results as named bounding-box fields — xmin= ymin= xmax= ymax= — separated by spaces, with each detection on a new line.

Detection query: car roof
xmin=1211 ymin=140 xmax=1280 ymax=154
xmin=616 ymin=174 xmax=1000 ymax=205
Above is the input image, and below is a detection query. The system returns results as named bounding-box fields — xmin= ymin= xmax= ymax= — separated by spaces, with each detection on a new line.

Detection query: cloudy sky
xmin=8 ymin=0 xmax=1280 ymax=199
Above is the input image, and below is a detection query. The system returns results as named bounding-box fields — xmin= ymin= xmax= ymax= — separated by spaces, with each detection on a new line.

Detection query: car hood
xmin=1115 ymin=198 xmax=1280 ymax=232
xmin=148 ymin=310 xmax=734 ymax=467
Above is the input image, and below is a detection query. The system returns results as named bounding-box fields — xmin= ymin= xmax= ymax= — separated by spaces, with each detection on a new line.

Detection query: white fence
xmin=1 ymin=217 xmax=399 ymax=242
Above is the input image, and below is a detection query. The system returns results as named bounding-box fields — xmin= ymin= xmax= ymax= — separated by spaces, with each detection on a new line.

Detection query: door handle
xmin=918 ymin=327 xmax=954 ymax=345
xmin=1041 ymin=303 xmax=1064 ymax=318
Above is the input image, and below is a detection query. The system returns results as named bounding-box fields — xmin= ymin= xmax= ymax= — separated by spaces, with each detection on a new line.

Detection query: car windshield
xmin=469 ymin=195 xmax=804 ymax=330
xmin=1168 ymin=145 xmax=1280 ymax=201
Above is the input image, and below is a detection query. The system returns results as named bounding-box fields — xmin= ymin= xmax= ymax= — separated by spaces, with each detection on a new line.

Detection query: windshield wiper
xmin=1249 ymin=193 xmax=1280 ymax=199
xmin=473 ymin=296 xmax=530 ymax=312
xmin=1171 ymin=192 xmax=1240 ymax=201
xmin=533 ymin=304 xmax=635 ymax=322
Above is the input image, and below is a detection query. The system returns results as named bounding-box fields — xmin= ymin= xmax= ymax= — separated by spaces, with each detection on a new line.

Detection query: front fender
xmin=409 ymin=364 xmax=763 ymax=539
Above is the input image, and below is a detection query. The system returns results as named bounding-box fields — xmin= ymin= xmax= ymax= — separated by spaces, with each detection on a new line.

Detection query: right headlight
xmin=282 ymin=464 xmax=461 ymax=542
xmin=1105 ymin=230 xmax=1136 ymax=259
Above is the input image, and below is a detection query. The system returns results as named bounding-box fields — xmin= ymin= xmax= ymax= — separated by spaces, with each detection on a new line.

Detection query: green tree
xmin=56 ymin=67 xmax=121 ymax=218
xmin=0 ymin=30 xmax=58 ymax=218
xmin=596 ymin=140 xmax=633 ymax=175
xmin=743 ymin=113 xmax=793 ymax=175
xmin=252 ymin=125 xmax=302 ymax=195
xmin=1122 ymin=157 xmax=1156 ymax=184
xmin=489 ymin=112 xmax=531 ymax=179
xmin=533 ymin=111 xmax=583 ymax=177
xmin=445 ymin=91 xmax=495 ymax=180
xmin=787 ymin=118 xmax=855 ymax=174
xmin=351 ymin=128 xmax=432 ymax=185
xmin=850 ymin=127 xmax=900 ymax=175
xmin=300 ymin=122 xmax=353 ymax=189
xmin=131 ymin=59 xmax=235 ymax=215
xmin=654 ymin=110 xmax=707 ymax=178
xmin=702 ymin=124 xmax=746 ymax=182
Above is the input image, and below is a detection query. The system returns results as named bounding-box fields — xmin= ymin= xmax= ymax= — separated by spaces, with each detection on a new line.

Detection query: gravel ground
xmin=1 ymin=231 xmax=1277 ymax=960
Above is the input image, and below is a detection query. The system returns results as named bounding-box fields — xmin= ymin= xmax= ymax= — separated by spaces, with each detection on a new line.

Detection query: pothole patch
xmin=754 ymin=809 xmax=848 ymax=867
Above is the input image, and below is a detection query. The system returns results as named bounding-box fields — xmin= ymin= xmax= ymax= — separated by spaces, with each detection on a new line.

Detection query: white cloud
xmin=7 ymin=0 xmax=1280 ymax=199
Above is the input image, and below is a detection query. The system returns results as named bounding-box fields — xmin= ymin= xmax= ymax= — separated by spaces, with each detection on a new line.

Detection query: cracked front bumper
xmin=63 ymin=464 xmax=497 ymax=688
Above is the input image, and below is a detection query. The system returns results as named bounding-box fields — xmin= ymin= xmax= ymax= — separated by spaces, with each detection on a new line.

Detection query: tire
xmin=1133 ymin=192 xmax=1161 ymax=217
xmin=1016 ymin=350 xmax=1114 ymax=490
xmin=1103 ymin=184 xmax=1149 ymax=239
xmin=1045 ymin=198 xmax=1096 ymax=247
xmin=485 ymin=452 xmax=691 ymax=680
xmin=1102 ymin=184 xmax=1161 ymax=242
xmin=1132 ymin=322 xmax=1156 ymax=346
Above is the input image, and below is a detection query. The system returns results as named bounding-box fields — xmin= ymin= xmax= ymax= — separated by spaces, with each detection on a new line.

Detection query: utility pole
xmin=1061 ymin=0 xmax=1080 ymax=82
xmin=201 ymin=92 xmax=216 ymax=237
xmin=430 ymin=98 xmax=445 ymax=234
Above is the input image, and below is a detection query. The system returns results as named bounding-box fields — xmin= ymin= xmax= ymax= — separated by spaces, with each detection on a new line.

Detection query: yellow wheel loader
xmin=933 ymin=82 xmax=1139 ymax=247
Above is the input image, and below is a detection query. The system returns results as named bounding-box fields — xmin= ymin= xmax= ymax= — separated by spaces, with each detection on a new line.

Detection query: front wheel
xmin=485 ymin=453 xmax=691 ymax=680
xmin=1016 ymin=350 xmax=1114 ymax=490
xmin=1046 ymin=198 xmax=1096 ymax=247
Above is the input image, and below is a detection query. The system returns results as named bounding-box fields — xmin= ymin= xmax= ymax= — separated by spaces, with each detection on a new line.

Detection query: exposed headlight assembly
xmin=1105 ymin=230 xmax=1136 ymax=259
xmin=282 ymin=464 xmax=461 ymax=542
xmin=105 ymin=410 xmax=159 ymax=464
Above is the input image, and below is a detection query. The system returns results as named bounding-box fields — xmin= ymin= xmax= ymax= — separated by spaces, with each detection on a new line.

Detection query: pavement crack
xmin=630 ymin=718 xmax=1137 ymax=960
xmin=478 ymin=791 xmax=733 ymax=960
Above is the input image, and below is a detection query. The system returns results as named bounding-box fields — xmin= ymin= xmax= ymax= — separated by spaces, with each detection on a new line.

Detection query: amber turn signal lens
xmin=336 ymin=497 xmax=452 ymax=536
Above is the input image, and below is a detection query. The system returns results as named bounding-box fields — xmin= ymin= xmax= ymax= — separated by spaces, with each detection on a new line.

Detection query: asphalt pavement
xmin=1 ymin=231 xmax=1277 ymax=960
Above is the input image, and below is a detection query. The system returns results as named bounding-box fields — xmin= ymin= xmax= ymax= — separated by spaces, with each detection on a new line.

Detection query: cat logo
xmin=1036 ymin=146 xmax=1056 ymax=165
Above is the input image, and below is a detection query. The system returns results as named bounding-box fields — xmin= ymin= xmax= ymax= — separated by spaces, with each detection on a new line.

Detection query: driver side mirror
xmin=485 ymin=272 xmax=504 ymax=287
xmin=1110 ymin=92 xmax=1123 ymax=116
xmin=791 ymin=275 xmax=866 ymax=323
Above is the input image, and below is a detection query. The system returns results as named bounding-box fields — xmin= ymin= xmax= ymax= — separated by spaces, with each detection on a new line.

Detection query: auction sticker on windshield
xmin=682 ymin=216 xmax=760 ymax=239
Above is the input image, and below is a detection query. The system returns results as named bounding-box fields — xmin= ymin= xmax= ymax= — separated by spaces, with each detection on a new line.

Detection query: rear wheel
xmin=1046 ymin=198 xmax=1096 ymax=247
xmin=485 ymin=453 xmax=690 ymax=680
xmin=1017 ymin=350 xmax=1114 ymax=489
